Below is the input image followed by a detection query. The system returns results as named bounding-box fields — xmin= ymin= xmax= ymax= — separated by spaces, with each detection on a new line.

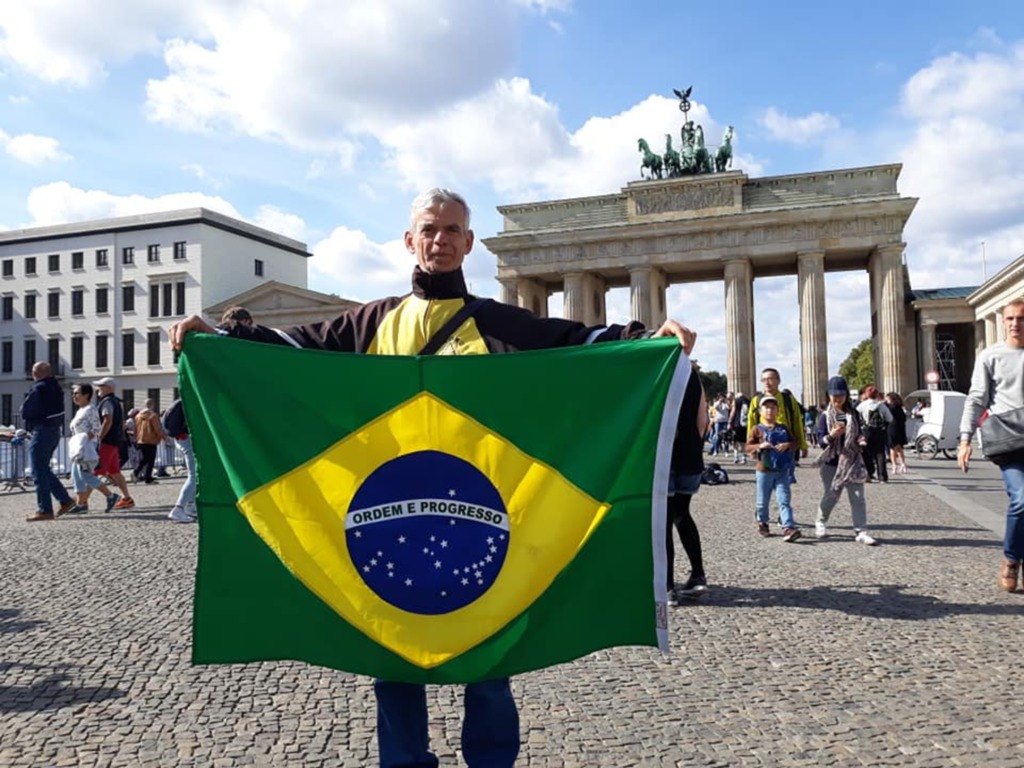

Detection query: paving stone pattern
xmin=1 ymin=463 xmax=1021 ymax=767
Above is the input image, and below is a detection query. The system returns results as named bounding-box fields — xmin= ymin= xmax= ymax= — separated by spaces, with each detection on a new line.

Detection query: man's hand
xmin=169 ymin=315 xmax=217 ymax=352
xmin=957 ymin=441 xmax=972 ymax=473
xmin=652 ymin=319 xmax=697 ymax=355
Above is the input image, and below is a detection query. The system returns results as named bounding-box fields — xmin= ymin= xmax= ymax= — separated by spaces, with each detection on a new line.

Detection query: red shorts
xmin=96 ymin=442 xmax=121 ymax=476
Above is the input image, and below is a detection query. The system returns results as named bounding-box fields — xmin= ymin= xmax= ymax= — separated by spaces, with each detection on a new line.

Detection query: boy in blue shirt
xmin=747 ymin=395 xmax=801 ymax=542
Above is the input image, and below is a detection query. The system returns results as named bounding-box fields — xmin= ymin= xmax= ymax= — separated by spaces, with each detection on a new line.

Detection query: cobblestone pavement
xmin=1 ymin=461 xmax=1022 ymax=767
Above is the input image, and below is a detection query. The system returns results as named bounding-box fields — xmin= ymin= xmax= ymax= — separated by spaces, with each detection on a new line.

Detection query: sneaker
xmin=666 ymin=588 xmax=679 ymax=607
xmin=113 ymin=497 xmax=135 ymax=510
xmin=998 ymin=560 xmax=1020 ymax=592
xmin=815 ymin=520 xmax=828 ymax=538
xmin=167 ymin=506 xmax=196 ymax=523
xmin=782 ymin=527 xmax=802 ymax=543
xmin=757 ymin=522 xmax=770 ymax=538
xmin=854 ymin=530 xmax=878 ymax=546
xmin=104 ymin=493 xmax=121 ymax=513
xmin=677 ymin=575 xmax=708 ymax=596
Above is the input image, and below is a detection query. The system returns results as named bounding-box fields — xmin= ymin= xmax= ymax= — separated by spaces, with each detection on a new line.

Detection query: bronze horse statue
xmin=638 ymin=138 xmax=663 ymax=180
xmin=715 ymin=126 xmax=734 ymax=172
xmin=663 ymin=134 xmax=682 ymax=177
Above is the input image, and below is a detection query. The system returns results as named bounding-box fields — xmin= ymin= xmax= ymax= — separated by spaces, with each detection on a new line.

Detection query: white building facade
xmin=0 ymin=208 xmax=310 ymax=426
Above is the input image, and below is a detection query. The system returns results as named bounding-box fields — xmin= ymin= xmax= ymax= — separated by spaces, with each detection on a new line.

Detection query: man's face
xmin=405 ymin=201 xmax=474 ymax=274
xmin=760 ymin=371 xmax=780 ymax=394
xmin=1003 ymin=304 xmax=1024 ymax=347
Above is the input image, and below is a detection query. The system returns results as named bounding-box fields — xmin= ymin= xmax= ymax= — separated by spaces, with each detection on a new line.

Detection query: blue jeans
xmin=1000 ymin=461 xmax=1024 ymax=562
xmin=709 ymin=422 xmax=728 ymax=454
xmin=374 ymin=678 xmax=519 ymax=768
xmin=29 ymin=425 xmax=71 ymax=514
xmin=755 ymin=469 xmax=795 ymax=528
xmin=174 ymin=437 xmax=197 ymax=513
xmin=71 ymin=461 xmax=104 ymax=493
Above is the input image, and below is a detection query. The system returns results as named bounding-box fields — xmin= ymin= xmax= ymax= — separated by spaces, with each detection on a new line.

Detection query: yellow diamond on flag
xmin=236 ymin=392 xmax=611 ymax=669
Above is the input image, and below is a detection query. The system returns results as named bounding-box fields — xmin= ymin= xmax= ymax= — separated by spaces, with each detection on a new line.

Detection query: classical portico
xmin=484 ymin=164 xmax=918 ymax=400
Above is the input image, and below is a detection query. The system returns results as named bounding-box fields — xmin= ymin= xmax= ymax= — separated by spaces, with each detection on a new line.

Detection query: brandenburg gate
xmin=483 ymin=164 xmax=918 ymax=401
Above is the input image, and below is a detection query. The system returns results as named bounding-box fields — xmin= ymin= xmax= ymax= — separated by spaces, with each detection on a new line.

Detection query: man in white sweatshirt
xmin=959 ymin=298 xmax=1024 ymax=592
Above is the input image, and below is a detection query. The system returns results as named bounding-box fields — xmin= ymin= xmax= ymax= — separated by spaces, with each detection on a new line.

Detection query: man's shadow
xmin=0 ymin=607 xmax=44 ymax=635
xmin=701 ymin=584 xmax=1022 ymax=620
xmin=0 ymin=660 xmax=127 ymax=713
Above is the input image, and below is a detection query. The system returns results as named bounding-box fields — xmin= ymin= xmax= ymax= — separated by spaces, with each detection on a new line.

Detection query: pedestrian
xmin=857 ymin=385 xmax=893 ymax=482
xmin=133 ymin=399 xmax=166 ymax=484
xmin=21 ymin=361 xmax=76 ymax=521
xmin=219 ymin=305 xmax=254 ymax=326
xmin=666 ymin=363 xmax=710 ymax=605
xmin=67 ymin=384 xmax=120 ymax=513
xmin=85 ymin=378 xmax=135 ymax=510
xmin=729 ymin=391 xmax=749 ymax=464
xmin=885 ymin=392 xmax=908 ymax=474
xmin=163 ymin=399 xmax=196 ymax=524
xmin=813 ymin=376 xmax=878 ymax=545
xmin=709 ymin=393 xmax=731 ymax=455
xmin=747 ymin=368 xmax=807 ymax=484
xmin=747 ymin=395 xmax=801 ymax=542
xmin=958 ymin=298 xmax=1024 ymax=592
xmin=169 ymin=187 xmax=699 ymax=768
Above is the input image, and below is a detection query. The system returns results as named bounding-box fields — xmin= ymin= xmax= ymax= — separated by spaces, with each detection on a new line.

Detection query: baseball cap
xmin=93 ymin=376 xmax=116 ymax=388
xmin=827 ymin=376 xmax=849 ymax=396
xmin=760 ymin=394 xmax=778 ymax=406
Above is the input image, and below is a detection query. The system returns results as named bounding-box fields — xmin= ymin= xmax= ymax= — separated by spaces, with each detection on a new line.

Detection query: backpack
xmin=162 ymin=399 xmax=189 ymax=437
xmin=866 ymin=406 xmax=886 ymax=432
xmin=701 ymin=462 xmax=729 ymax=485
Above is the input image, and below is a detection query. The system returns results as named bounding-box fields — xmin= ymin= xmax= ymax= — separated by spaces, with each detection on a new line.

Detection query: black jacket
xmin=21 ymin=376 xmax=65 ymax=430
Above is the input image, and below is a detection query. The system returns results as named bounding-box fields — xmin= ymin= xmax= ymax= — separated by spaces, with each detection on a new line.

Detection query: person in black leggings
xmin=666 ymin=363 xmax=709 ymax=604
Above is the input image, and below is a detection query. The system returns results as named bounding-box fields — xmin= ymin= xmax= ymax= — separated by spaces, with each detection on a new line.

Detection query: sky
xmin=2 ymin=1 xmax=1024 ymax=387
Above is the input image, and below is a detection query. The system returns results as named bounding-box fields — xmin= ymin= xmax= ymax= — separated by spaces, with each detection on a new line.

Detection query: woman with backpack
xmin=856 ymin=385 xmax=893 ymax=483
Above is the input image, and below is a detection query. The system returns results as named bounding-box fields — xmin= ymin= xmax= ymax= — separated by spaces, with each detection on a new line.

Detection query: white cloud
xmin=253 ymin=205 xmax=307 ymax=243
xmin=759 ymin=107 xmax=840 ymax=144
xmin=3 ymin=132 xmax=69 ymax=164
xmin=180 ymin=162 xmax=225 ymax=188
xmin=899 ymin=42 xmax=1024 ymax=288
xmin=309 ymin=227 xmax=412 ymax=301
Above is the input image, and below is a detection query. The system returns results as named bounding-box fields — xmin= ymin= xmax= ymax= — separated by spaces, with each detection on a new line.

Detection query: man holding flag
xmin=170 ymin=188 xmax=697 ymax=767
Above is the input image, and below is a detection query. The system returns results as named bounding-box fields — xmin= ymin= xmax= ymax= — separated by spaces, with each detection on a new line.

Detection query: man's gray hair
xmin=409 ymin=188 xmax=471 ymax=229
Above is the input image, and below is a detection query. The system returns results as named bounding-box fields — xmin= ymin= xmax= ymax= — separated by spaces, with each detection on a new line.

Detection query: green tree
xmin=698 ymin=368 xmax=728 ymax=400
xmin=838 ymin=338 xmax=875 ymax=392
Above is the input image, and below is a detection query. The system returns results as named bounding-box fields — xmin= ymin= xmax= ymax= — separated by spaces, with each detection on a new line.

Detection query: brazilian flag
xmin=180 ymin=334 xmax=689 ymax=684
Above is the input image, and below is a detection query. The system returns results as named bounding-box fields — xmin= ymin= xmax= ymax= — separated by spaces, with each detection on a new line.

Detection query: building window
xmin=1 ymin=296 xmax=12 ymax=321
xmin=47 ymin=337 xmax=60 ymax=369
xmin=175 ymin=281 xmax=186 ymax=316
xmin=122 ymin=246 xmax=134 ymax=265
xmin=149 ymin=284 xmax=158 ymax=318
xmin=96 ymin=287 xmax=109 ymax=315
xmin=1 ymin=340 xmax=12 ymax=373
xmin=173 ymin=241 xmax=187 ymax=260
xmin=122 ymin=331 xmax=135 ymax=367
xmin=147 ymin=244 xmax=160 ymax=263
xmin=123 ymin=284 xmax=135 ymax=313
xmin=72 ymin=251 xmax=84 ymax=270
xmin=122 ymin=389 xmax=135 ymax=411
xmin=173 ymin=386 xmax=180 ymax=402
xmin=255 ymin=258 xmax=264 ymax=277
xmin=147 ymin=388 xmax=161 ymax=412
xmin=95 ymin=335 xmax=108 ymax=368
xmin=24 ymin=293 xmax=36 ymax=320
xmin=25 ymin=256 xmax=36 ymax=275
xmin=47 ymin=292 xmax=59 ymax=318
xmin=162 ymin=283 xmax=172 ymax=317
xmin=1 ymin=393 xmax=11 ymax=426
xmin=71 ymin=289 xmax=84 ymax=316
xmin=1 ymin=259 xmax=12 ymax=277
xmin=48 ymin=253 xmax=60 ymax=272
xmin=96 ymin=248 xmax=109 ymax=268
xmin=24 ymin=338 xmax=35 ymax=374
xmin=147 ymin=330 xmax=161 ymax=365
xmin=71 ymin=336 xmax=84 ymax=370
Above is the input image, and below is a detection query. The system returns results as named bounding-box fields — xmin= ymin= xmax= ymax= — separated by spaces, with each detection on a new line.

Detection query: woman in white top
xmin=68 ymin=384 xmax=120 ymax=513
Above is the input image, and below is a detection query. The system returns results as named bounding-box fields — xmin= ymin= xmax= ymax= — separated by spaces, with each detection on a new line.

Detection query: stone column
xmin=797 ymin=251 xmax=828 ymax=406
xmin=920 ymin=321 xmax=938 ymax=377
xmin=723 ymin=258 xmax=755 ymax=396
xmin=975 ymin=319 xmax=986 ymax=355
xmin=873 ymin=244 xmax=908 ymax=395
xmin=515 ymin=278 xmax=548 ymax=318
xmin=629 ymin=266 xmax=667 ymax=328
xmin=985 ymin=313 xmax=998 ymax=346
xmin=498 ymin=278 xmax=517 ymax=306
xmin=580 ymin=272 xmax=607 ymax=326
xmin=563 ymin=272 xmax=585 ymax=322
